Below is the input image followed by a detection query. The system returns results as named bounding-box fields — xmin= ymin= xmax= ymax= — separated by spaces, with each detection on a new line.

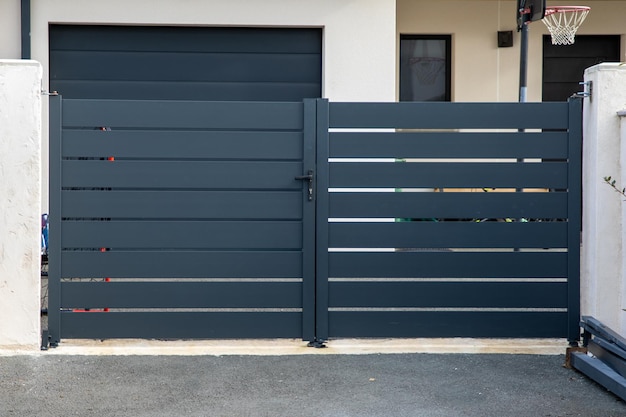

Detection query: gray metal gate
xmin=48 ymin=97 xmax=317 ymax=344
xmin=48 ymin=96 xmax=582 ymax=345
xmin=314 ymin=99 xmax=582 ymax=343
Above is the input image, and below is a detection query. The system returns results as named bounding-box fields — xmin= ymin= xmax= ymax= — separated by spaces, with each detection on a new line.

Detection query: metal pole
xmin=516 ymin=20 xmax=529 ymax=249
xmin=518 ymin=22 xmax=529 ymax=103
xmin=20 ymin=0 xmax=31 ymax=59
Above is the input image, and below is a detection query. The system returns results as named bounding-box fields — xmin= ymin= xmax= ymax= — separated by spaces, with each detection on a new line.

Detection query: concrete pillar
xmin=0 ymin=60 xmax=42 ymax=349
xmin=582 ymin=63 xmax=626 ymax=335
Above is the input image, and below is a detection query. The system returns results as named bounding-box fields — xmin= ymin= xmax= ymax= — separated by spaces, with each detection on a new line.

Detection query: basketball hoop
xmin=542 ymin=6 xmax=590 ymax=45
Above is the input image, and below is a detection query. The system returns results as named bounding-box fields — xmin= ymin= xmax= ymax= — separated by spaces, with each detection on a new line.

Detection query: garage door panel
xmin=50 ymin=25 xmax=322 ymax=54
xmin=50 ymin=51 xmax=321 ymax=83
xmin=542 ymin=35 xmax=620 ymax=101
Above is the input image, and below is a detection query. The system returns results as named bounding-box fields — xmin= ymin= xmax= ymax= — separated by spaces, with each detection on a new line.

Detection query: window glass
xmin=400 ymin=36 xmax=451 ymax=101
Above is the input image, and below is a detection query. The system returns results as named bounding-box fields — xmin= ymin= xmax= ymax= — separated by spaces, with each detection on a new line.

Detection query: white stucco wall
xmin=582 ymin=63 xmax=626 ymax=335
xmin=0 ymin=60 xmax=42 ymax=349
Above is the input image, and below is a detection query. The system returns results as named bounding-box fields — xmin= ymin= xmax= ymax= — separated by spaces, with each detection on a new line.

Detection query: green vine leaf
xmin=604 ymin=175 xmax=626 ymax=199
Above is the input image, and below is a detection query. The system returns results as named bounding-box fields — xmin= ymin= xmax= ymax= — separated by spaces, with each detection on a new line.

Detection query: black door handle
xmin=295 ymin=170 xmax=314 ymax=201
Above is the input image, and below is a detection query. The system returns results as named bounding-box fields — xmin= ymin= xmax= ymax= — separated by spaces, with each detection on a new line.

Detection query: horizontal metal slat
xmin=329 ymin=102 xmax=569 ymax=130
xmin=62 ymin=99 xmax=304 ymax=130
xmin=328 ymin=281 xmax=567 ymax=308
xmin=329 ymin=132 xmax=568 ymax=159
xmin=60 ymin=281 xmax=302 ymax=308
xmin=329 ymin=192 xmax=568 ymax=219
xmin=62 ymin=220 xmax=302 ymax=249
xmin=59 ymin=311 xmax=302 ymax=339
xmin=328 ymin=311 xmax=567 ymax=338
xmin=61 ymin=251 xmax=302 ymax=278
xmin=62 ymin=130 xmax=303 ymax=160
xmin=329 ymin=162 xmax=568 ymax=189
xmin=329 ymin=252 xmax=567 ymax=278
xmin=329 ymin=221 xmax=568 ymax=249
xmin=62 ymin=160 xmax=303 ymax=189
xmin=61 ymin=190 xmax=302 ymax=219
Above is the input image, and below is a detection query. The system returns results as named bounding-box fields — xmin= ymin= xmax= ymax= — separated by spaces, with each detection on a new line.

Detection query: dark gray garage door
xmin=543 ymin=35 xmax=620 ymax=102
xmin=49 ymin=25 xmax=322 ymax=101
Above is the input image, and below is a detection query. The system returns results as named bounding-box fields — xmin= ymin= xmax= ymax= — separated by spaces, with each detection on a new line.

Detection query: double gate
xmin=48 ymin=96 xmax=582 ymax=346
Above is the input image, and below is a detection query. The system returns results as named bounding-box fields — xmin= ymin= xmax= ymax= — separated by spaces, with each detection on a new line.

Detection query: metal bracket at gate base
xmin=307 ymin=338 xmax=327 ymax=348
xmin=295 ymin=170 xmax=314 ymax=201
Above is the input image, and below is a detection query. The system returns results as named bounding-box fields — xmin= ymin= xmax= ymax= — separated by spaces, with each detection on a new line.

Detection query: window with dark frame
xmin=400 ymin=35 xmax=451 ymax=102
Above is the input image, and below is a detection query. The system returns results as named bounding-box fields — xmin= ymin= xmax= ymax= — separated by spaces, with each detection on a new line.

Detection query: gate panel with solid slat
xmin=48 ymin=97 xmax=316 ymax=344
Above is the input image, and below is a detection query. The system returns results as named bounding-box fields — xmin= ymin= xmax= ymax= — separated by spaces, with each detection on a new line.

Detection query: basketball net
xmin=542 ymin=6 xmax=590 ymax=45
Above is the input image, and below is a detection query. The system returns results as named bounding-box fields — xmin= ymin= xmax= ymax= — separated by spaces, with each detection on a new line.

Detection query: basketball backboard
xmin=517 ymin=0 xmax=546 ymax=29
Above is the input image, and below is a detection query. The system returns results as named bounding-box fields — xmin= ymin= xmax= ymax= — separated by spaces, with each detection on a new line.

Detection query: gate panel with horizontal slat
xmin=62 ymin=190 xmax=302 ymax=219
xmin=62 ymin=100 xmax=304 ymax=129
xmin=61 ymin=282 xmax=303 ymax=309
xmin=328 ymin=312 xmax=568 ymax=338
xmin=317 ymin=98 xmax=582 ymax=342
xmin=329 ymin=132 xmax=568 ymax=159
xmin=48 ymin=97 xmax=315 ymax=344
xmin=61 ymin=312 xmax=303 ymax=340
xmin=328 ymin=252 xmax=568 ymax=279
xmin=328 ymin=102 xmax=569 ymax=129
xmin=330 ymin=162 xmax=568 ymax=189
xmin=329 ymin=192 xmax=568 ymax=219
xmin=62 ymin=221 xmax=302 ymax=249
xmin=329 ymin=281 xmax=568 ymax=308
xmin=62 ymin=161 xmax=304 ymax=189
xmin=329 ymin=222 xmax=568 ymax=249
xmin=61 ymin=251 xmax=302 ymax=279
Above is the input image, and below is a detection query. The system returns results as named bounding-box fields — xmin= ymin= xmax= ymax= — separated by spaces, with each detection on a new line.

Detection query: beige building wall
xmin=397 ymin=0 xmax=626 ymax=102
xmin=2 ymin=1 xmax=625 ymax=101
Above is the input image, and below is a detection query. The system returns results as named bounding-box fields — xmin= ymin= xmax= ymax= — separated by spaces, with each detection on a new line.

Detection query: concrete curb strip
xmin=0 ymin=338 xmax=568 ymax=356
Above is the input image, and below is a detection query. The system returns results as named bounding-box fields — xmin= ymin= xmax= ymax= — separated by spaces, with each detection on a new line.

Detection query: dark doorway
xmin=543 ymin=35 xmax=620 ymax=101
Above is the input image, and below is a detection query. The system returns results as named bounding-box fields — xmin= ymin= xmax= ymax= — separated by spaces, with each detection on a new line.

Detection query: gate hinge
xmin=41 ymin=90 xmax=59 ymax=96
xmin=574 ymin=81 xmax=592 ymax=101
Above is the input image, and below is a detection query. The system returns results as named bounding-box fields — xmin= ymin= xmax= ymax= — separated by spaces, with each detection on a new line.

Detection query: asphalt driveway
xmin=1 ymin=353 xmax=624 ymax=417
